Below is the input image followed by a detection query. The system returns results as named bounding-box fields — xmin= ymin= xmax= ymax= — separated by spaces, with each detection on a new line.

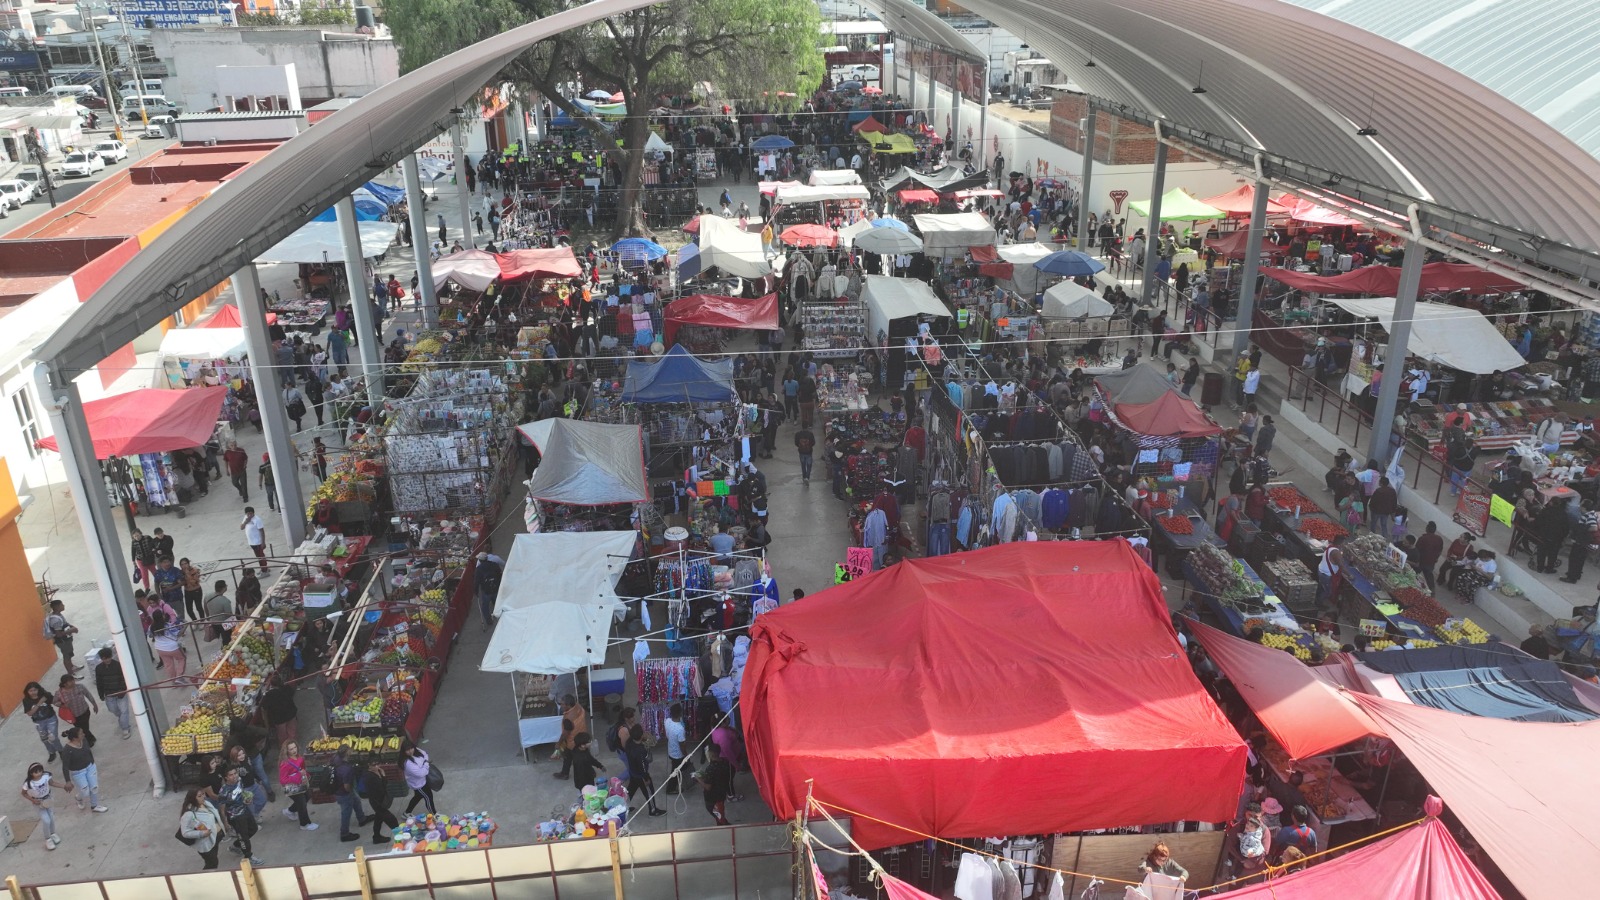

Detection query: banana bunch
xmin=387 ymin=736 xmax=404 ymax=752
xmin=308 ymin=736 xmax=344 ymax=754
xmin=1408 ymin=639 xmax=1439 ymax=649
xmin=1437 ymin=618 xmax=1490 ymax=645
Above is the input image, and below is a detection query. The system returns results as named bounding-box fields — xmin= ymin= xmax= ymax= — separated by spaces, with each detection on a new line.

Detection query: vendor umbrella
xmin=752 ymin=134 xmax=795 ymax=151
xmin=612 ymin=237 xmax=668 ymax=261
xmin=870 ymin=216 xmax=910 ymax=231
xmin=1034 ymin=249 xmax=1106 ymax=277
xmin=584 ymin=89 xmax=612 ymax=100
xmin=836 ymin=80 xmax=864 ymax=91
xmin=853 ymin=227 xmax=924 ymax=255
xmin=862 ymin=85 xmax=883 ymax=95
xmin=780 ymin=224 xmax=839 ymax=248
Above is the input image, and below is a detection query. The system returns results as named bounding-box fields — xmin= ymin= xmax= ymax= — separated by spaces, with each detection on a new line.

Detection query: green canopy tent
xmin=1128 ymin=188 xmax=1223 ymax=221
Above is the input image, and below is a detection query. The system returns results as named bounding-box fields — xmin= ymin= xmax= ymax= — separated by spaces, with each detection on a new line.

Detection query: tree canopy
xmin=383 ymin=0 xmax=824 ymax=235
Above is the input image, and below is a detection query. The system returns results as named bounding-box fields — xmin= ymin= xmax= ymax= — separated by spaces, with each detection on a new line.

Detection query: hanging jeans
xmin=927 ymin=523 xmax=952 ymax=557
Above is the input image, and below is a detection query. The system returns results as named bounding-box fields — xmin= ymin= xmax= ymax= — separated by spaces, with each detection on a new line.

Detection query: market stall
xmin=661 ymin=292 xmax=779 ymax=351
xmin=910 ymin=212 xmax=994 ymax=257
xmin=687 ymin=213 xmax=772 ymax=281
xmin=991 ymin=242 xmax=1057 ymax=298
xmin=383 ymin=368 xmax=518 ymax=517
xmin=1094 ymin=369 xmax=1224 ymax=523
xmin=616 ymin=346 xmax=745 ymax=478
xmin=520 ymin=419 xmax=651 ymax=533
xmin=860 ymin=275 xmax=950 ymax=344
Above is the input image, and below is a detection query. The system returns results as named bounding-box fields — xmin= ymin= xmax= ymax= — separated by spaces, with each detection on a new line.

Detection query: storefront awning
xmin=36 ymin=386 xmax=228 ymax=459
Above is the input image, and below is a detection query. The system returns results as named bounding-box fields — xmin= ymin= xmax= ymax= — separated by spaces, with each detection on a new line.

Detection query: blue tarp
xmin=1360 ymin=648 xmax=1597 ymax=723
xmin=312 ymin=187 xmax=387 ymax=222
xmin=622 ymin=345 xmax=736 ymax=404
xmin=752 ymin=134 xmax=795 ymax=150
xmin=363 ymin=181 xmax=406 ymax=206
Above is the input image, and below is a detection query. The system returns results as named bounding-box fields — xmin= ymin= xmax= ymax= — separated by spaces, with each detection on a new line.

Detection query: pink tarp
xmin=662 ymin=293 xmax=779 ymax=345
xmin=1191 ymin=622 xmax=1382 ymax=760
xmin=432 ymin=249 xmax=504 ymax=292
xmin=37 ymin=386 xmax=227 ymax=459
xmin=1353 ymin=694 xmax=1600 ymax=900
xmin=201 ymin=305 xmax=275 ymax=327
xmin=1204 ymin=229 xmax=1287 ymax=261
xmin=1224 ymin=817 xmax=1501 ymax=899
xmin=1202 ymin=184 xmax=1289 ymax=216
xmin=1275 ymin=195 xmax=1363 ymax=226
xmin=1113 ymin=391 xmax=1223 ymax=437
xmin=496 ymin=247 xmax=582 ymax=281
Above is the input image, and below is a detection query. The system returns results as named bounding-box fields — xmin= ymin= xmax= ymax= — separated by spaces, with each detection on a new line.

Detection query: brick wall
xmin=1049 ymin=95 xmax=1201 ymax=165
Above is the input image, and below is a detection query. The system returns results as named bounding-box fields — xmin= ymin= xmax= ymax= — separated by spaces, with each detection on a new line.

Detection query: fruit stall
xmin=1338 ymin=533 xmax=1492 ymax=648
xmin=1260 ymin=483 xmax=1351 ymax=567
xmin=1149 ymin=496 xmax=1225 ymax=577
xmin=1255 ymin=731 xmax=1380 ymax=853
xmin=1181 ymin=543 xmax=1330 ymax=656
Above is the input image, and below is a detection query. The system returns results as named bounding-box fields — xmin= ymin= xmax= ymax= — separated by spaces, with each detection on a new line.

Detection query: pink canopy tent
xmin=36 ymin=386 xmax=227 ymax=459
xmin=1202 ymin=185 xmax=1289 ymax=216
xmin=662 ymin=293 xmax=779 ymax=345
xmin=202 ymin=305 xmax=276 ymax=328
xmin=1224 ymin=814 xmax=1501 ymax=899
xmin=496 ymin=247 xmax=582 ymax=281
xmin=1275 ymin=195 xmax=1363 ymax=227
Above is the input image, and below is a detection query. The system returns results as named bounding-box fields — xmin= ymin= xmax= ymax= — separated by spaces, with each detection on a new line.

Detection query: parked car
xmin=16 ymin=168 xmax=54 ymax=195
xmin=0 ymin=179 xmax=32 ymax=209
xmin=94 ymin=140 xmax=128 ymax=162
xmin=62 ymin=150 xmax=105 ymax=177
xmin=76 ymin=95 xmax=108 ymax=110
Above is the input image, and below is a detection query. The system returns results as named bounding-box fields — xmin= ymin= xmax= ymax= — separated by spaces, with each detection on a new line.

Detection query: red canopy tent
xmin=1112 ymin=391 xmax=1224 ymax=437
xmin=36 ymin=386 xmax=228 ymax=460
xmin=1418 ymin=263 xmax=1523 ymax=294
xmin=851 ymin=116 xmax=887 ymax=134
xmin=1263 ymin=263 xmax=1524 ymax=296
xmin=662 ymin=293 xmax=779 ymax=345
xmin=896 ymin=188 xmax=939 ymax=204
xmin=1275 ymin=195 xmax=1363 ymax=227
xmin=1202 ymin=185 xmax=1289 ymax=217
xmin=1204 ymin=229 xmax=1287 ymax=262
xmin=496 ymin=247 xmax=582 ymax=280
xmin=779 ymin=224 xmax=838 ymax=248
xmin=202 ymin=304 xmax=275 ymax=328
xmin=1223 ymin=815 xmax=1501 ymax=899
xmin=743 ymin=542 xmax=1245 ymax=850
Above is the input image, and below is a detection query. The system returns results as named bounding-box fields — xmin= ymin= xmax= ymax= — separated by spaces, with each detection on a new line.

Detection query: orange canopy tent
xmin=202 ymin=304 xmax=276 ymax=327
xmin=851 ymin=116 xmax=887 ymax=134
xmin=1202 ymin=184 xmax=1289 ymax=216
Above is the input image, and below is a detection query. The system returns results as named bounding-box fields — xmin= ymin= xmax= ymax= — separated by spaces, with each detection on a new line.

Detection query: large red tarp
xmin=780 ymin=224 xmax=838 ymax=248
xmin=496 ymin=247 xmax=582 ymax=281
xmin=1202 ymin=185 xmax=1289 ymax=216
xmin=897 ymin=188 xmax=939 ymax=203
xmin=1113 ymin=391 xmax=1224 ymax=437
xmin=202 ymin=304 xmax=276 ymax=327
xmin=1190 ymin=622 xmax=1381 ymax=760
xmin=1263 ymin=263 xmax=1523 ymax=296
xmin=37 ymin=386 xmax=227 ymax=459
xmin=851 ymin=116 xmax=887 ymax=134
xmin=1353 ymin=694 xmax=1600 ymax=900
xmin=662 ymin=293 xmax=779 ymax=345
xmin=743 ymin=542 xmax=1246 ymax=850
xmin=1204 ymin=229 xmax=1287 ymax=261
xmin=1275 ymin=195 xmax=1363 ymax=226
xmin=1224 ymin=817 xmax=1501 ymax=899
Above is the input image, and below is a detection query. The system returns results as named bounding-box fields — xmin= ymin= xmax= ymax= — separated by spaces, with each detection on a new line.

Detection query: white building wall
xmin=150 ymin=27 xmax=397 ymax=114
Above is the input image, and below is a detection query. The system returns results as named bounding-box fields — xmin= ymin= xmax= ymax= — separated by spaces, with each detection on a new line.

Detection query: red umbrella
xmin=779 ymin=224 xmax=838 ymax=248
xmin=608 ymin=92 xmax=624 ymax=103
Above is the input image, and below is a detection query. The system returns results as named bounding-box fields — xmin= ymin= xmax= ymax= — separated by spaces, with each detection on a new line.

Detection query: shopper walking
xmin=697 ymin=743 xmax=735 ymax=826
xmin=42 ymin=599 xmax=81 ymax=675
xmin=620 ymin=724 xmax=666 ymax=817
xmin=179 ymin=557 xmax=206 ymax=622
xmin=178 ymin=788 xmax=225 ymax=869
xmin=401 ymin=741 xmax=437 ymax=814
xmin=568 ymin=732 xmax=605 ymax=790
xmin=59 ymin=728 xmax=106 ymax=813
xmin=55 ymin=674 xmax=98 ymax=748
xmin=223 ymin=441 xmax=250 ymax=501
xmin=794 ymin=427 xmax=815 ymax=484
xmin=333 ymin=750 xmax=370 ymax=842
xmin=283 ymin=380 xmax=307 ymax=432
xmin=92 ymin=649 xmax=132 ymax=740
xmin=20 ymin=762 xmax=68 ymax=850
xmin=22 ymin=683 xmax=61 ymax=762
xmin=552 ymin=694 xmax=587 ymax=780
xmin=150 ymin=610 xmax=186 ymax=683
xmin=241 ymin=508 xmax=269 ymax=571
xmin=277 ymin=741 xmax=318 ymax=831
xmin=662 ymin=703 xmax=687 ymax=794
xmin=217 ymin=766 xmax=264 ymax=866
xmin=474 ymin=551 xmax=504 ymax=630
xmin=258 ymin=454 xmax=278 ymax=512
xmin=356 ymin=762 xmax=399 ymax=845
xmin=129 ymin=529 xmax=157 ymax=590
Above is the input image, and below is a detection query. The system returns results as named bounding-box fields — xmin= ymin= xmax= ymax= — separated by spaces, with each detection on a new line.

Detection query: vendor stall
xmin=910 ymin=212 xmax=994 ymax=257
xmin=519 ymin=419 xmax=651 ymax=532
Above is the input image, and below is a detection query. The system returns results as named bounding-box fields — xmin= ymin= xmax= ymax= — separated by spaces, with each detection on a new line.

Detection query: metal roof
xmin=860 ymin=0 xmax=987 ymax=64
xmin=945 ymin=0 xmax=1600 ymax=255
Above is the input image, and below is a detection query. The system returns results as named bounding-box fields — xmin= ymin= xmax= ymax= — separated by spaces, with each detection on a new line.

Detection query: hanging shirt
xmin=862 ymin=508 xmax=888 ymax=549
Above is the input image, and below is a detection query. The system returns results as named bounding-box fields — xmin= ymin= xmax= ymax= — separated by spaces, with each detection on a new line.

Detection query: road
xmin=1 ymin=126 xmax=177 ymax=232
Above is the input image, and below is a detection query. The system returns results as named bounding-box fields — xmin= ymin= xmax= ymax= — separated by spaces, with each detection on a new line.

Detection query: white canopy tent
xmin=644 ymin=131 xmax=673 ymax=154
xmin=257 ymin=220 xmax=400 ymax=263
xmin=1325 ymin=298 xmax=1526 ymax=375
xmin=1042 ymin=280 xmax=1116 ymax=318
xmin=431 ymin=249 xmax=501 ymax=292
xmin=694 ymin=214 xmax=772 ymax=279
xmin=912 ymin=212 xmax=995 ymax=254
xmin=774 ymin=184 xmax=871 ymax=204
xmin=837 ymin=217 xmax=875 ymax=248
xmin=995 ymin=242 xmax=1058 ymax=297
xmin=862 ymin=275 xmax=951 ymax=339
xmin=808 ymin=169 xmax=863 ymax=186
xmin=158 ymin=326 xmax=247 ymax=361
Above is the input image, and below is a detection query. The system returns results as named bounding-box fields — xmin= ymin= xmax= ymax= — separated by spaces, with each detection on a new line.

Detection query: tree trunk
xmin=612 ymin=105 xmax=653 ymax=239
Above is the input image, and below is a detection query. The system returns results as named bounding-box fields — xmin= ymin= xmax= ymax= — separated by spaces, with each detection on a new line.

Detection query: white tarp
xmin=482 ymin=531 xmax=639 ymax=674
xmin=913 ymin=212 xmax=995 ymax=254
xmin=837 ymin=218 xmax=874 ymax=248
xmin=257 ymin=220 xmax=399 ymax=263
xmin=1043 ymin=280 xmax=1115 ymax=318
xmin=644 ymin=131 xmax=673 ymax=154
xmin=996 ymin=242 xmax=1057 ymax=297
xmin=524 ymin=419 xmax=650 ymax=505
xmin=774 ymin=184 xmax=871 ymax=204
xmin=809 ymin=169 xmax=863 ymax=186
xmin=1325 ymin=298 xmax=1526 ymax=375
xmin=695 ymin=214 xmax=771 ymax=279
xmin=862 ymin=275 xmax=950 ymax=339
xmin=432 ymin=249 xmax=501 ymax=292
xmin=158 ymin=326 xmax=246 ymax=360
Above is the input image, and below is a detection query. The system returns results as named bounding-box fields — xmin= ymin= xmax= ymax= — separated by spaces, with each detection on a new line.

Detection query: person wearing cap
xmin=474 ymin=551 xmax=505 ymax=630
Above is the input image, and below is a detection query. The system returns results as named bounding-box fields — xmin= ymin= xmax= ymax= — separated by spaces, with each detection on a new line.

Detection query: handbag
xmin=174 ymin=827 xmax=198 ymax=846
xmin=57 ymin=705 xmax=77 ymax=725
xmin=282 ymin=762 xmax=308 ymax=796
xmin=424 ymin=762 xmax=444 ymax=792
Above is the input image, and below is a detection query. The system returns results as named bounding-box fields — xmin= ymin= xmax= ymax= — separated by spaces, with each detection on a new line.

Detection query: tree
xmin=383 ymin=0 xmax=823 ymax=238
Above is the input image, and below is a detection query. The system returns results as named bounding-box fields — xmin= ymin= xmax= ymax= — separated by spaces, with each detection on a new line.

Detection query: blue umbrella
xmin=612 ymin=237 xmax=668 ymax=260
xmin=751 ymin=134 xmax=795 ymax=151
xmin=870 ymin=216 xmax=910 ymax=231
xmin=1033 ymin=250 xmax=1106 ymax=277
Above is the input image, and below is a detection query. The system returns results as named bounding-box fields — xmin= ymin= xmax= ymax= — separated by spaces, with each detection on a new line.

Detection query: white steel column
xmin=336 ymin=196 xmax=385 ymax=408
xmin=1230 ymin=179 xmax=1274 ymax=361
xmin=232 ymin=264 xmax=308 ymax=545
xmin=1368 ymin=242 xmax=1427 ymax=462
xmin=1077 ymin=109 xmax=1098 ymax=252
xmin=403 ymin=155 xmax=440 ymax=329
xmin=1140 ymin=137 xmax=1168 ymax=307
xmin=453 ymin=122 xmax=476 ymax=250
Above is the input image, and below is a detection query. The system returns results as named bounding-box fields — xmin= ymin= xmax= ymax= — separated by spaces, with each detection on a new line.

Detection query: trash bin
xmin=1201 ymin=371 xmax=1225 ymax=406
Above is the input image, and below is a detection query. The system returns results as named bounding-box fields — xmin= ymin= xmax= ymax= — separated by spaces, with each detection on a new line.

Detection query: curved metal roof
xmin=37 ymin=0 xmax=657 ymax=378
xmin=946 ymin=0 xmax=1600 ymax=254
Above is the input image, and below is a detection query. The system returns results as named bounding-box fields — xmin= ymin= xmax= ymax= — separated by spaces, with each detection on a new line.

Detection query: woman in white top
xmin=150 ymin=609 xmax=186 ymax=682
xmin=21 ymin=762 xmax=69 ymax=850
xmin=178 ymin=788 xmax=226 ymax=869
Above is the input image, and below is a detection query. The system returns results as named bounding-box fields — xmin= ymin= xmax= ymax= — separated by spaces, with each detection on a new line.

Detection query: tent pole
xmin=512 ymin=673 xmax=522 ymax=760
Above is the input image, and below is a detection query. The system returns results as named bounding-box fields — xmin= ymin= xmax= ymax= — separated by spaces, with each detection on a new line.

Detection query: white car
xmin=62 ymin=150 xmax=105 ymax=177
xmin=0 ymin=179 xmax=31 ymax=209
xmin=94 ymin=140 xmax=128 ymax=162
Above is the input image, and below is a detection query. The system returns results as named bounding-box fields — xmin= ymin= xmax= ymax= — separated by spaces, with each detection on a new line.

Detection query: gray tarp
xmin=524 ymin=419 xmax=649 ymax=505
xmin=1095 ymin=365 xmax=1180 ymax=405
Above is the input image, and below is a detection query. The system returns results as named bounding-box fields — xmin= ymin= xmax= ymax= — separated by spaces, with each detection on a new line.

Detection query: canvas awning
xmin=257 ymin=220 xmax=399 ymax=262
xmin=158 ymin=326 xmax=246 ymax=361
xmin=897 ymin=188 xmax=939 ymax=203
xmin=1277 ymin=195 xmax=1363 ymax=226
xmin=693 ymin=214 xmax=772 ymax=279
xmin=1095 ymin=365 xmax=1182 ymax=405
xmin=849 ymin=115 xmax=887 ymax=134
xmin=994 ymin=242 xmax=1057 ymax=296
xmin=1323 ymin=297 xmax=1526 ymax=374
xmin=743 ymin=542 xmax=1245 ymax=851
xmin=1201 ymin=184 xmax=1289 ymax=216
xmin=662 ymin=293 xmax=779 ymax=345
xmin=622 ymin=345 xmax=737 ymax=403
xmin=912 ymin=212 xmax=994 ymax=253
xmin=1204 ymin=229 xmax=1286 ymax=261
xmin=758 ymin=180 xmax=803 ymax=197
xmin=1042 ymin=280 xmax=1115 ymax=318
xmin=808 ymin=169 xmax=863 ymax=186
xmin=497 ymin=247 xmax=582 ymax=281
xmin=865 ymin=133 xmax=916 ymax=154
xmin=37 ymin=386 xmax=227 ymax=459
xmin=879 ymin=165 xmax=988 ymax=195
xmin=643 ymin=131 xmax=672 ymax=154
xmin=1263 ymin=263 xmax=1523 ymax=296
xmin=201 ymin=305 xmax=275 ymax=328
xmin=774 ymin=184 xmax=871 ymax=204
xmin=523 ymin=419 xmax=649 ymax=506
xmin=861 ymin=275 xmax=950 ymax=339
xmin=482 ymin=531 xmax=640 ymax=672
xmin=432 ymin=249 xmax=502 ymax=292
xmin=1128 ymin=188 xmax=1222 ymax=221
xmin=1222 ymin=816 xmax=1502 ymax=900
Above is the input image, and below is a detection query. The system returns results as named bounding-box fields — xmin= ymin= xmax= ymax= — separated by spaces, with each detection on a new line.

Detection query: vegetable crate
xmin=1263 ymin=559 xmax=1319 ymax=613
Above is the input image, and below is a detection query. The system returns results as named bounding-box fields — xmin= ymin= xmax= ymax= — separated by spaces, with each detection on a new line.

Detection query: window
xmin=12 ymin=389 xmax=40 ymax=460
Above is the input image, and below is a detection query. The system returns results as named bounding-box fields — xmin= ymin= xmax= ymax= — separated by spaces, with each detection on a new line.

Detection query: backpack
xmin=605 ymin=724 xmax=622 ymax=753
xmin=42 ymin=614 xmax=63 ymax=641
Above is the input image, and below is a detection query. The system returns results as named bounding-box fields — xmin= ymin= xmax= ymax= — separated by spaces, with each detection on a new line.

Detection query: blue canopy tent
xmin=550 ymin=100 xmax=597 ymax=129
xmin=752 ymin=134 xmax=795 ymax=151
xmin=613 ymin=237 xmax=668 ymax=266
xmin=362 ymin=181 xmax=406 ymax=206
xmin=871 ymin=216 xmax=910 ymax=231
xmin=623 ymin=345 xmax=737 ymax=403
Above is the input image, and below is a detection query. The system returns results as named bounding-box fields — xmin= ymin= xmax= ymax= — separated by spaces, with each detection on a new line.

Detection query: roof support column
xmin=453 ymin=121 xmax=476 ymax=250
xmin=232 ymin=263 xmax=308 ymax=547
xmin=1140 ymin=134 xmax=1167 ymax=307
xmin=336 ymin=196 xmax=385 ymax=410
xmin=33 ymin=364 xmax=168 ymax=798
xmin=1229 ymin=176 xmax=1272 ymax=362
xmin=978 ymin=63 xmax=988 ymax=173
xmin=403 ymin=155 xmax=440 ymax=329
xmin=951 ymin=85 xmax=963 ymax=159
xmin=1367 ymin=239 xmax=1426 ymax=465
xmin=1077 ymin=108 xmax=1097 ymax=253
